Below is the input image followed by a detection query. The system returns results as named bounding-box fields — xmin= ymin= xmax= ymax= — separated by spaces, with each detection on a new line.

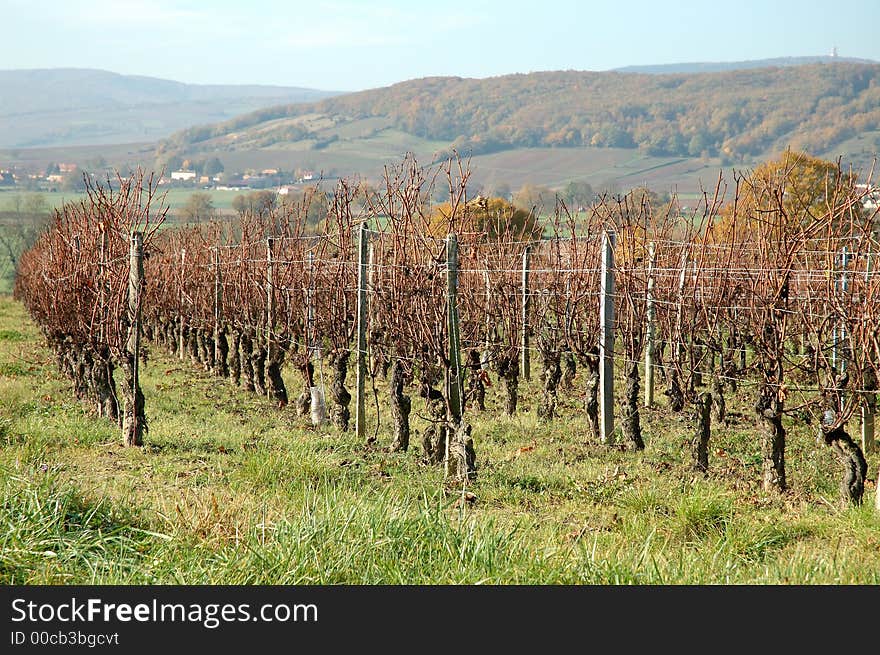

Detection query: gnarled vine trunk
xmin=537 ymin=347 xmax=561 ymax=421
xmin=495 ymin=354 xmax=519 ymax=417
xmin=821 ymin=425 xmax=868 ymax=506
xmin=251 ymin=337 xmax=267 ymax=396
xmin=665 ymin=369 xmax=685 ymax=412
xmin=583 ymin=351 xmax=600 ymax=441
xmin=621 ymin=358 xmax=644 ymax=450
xmin=266 ymin=340 xmax=288 ymax=407
xmin=691 ymin=392 xmax=712 ymax=472
xmin=238 ymin=330 xmax=255 ymax=392
xmin=166 ymin=319 xmax=178 ymax=356
xmin=197 ymin=328 xmax=213 ymax=371
xmin=756 ymin=382 xmax=786 ymax=492
xmin=328 ymin=350 xmax=351 ymax=430
xmin=465 ymin=349 xmax=485 ymax=412
xmin=187 ymin=326 xmax=200 ymax=366
xmin=120 ymin=353 xmax=146 ymax=447
xmin=711 ymin=376 xmax=726 ymax=423
xmin=389 ymin=359 xmax=411 ymax=452
xmin=421 ymin=384 xmax=447 ymax=465
xmin=228 ymin=328 xmax=241 ymax=386
xmin=91 ymin=347 xmax=118 ymax=421
xmin=446 ymin=419 xmax=477 ymax=485
xmin=215 ymin=327 xmax=229 ymax=378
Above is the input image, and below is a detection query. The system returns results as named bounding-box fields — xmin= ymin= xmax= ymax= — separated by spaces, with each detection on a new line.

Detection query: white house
xmin=171 ymin=170 xmax=197 ymax=181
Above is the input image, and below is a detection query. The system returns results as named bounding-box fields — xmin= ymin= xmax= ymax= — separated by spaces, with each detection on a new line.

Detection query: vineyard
xmin=4 ymin=153 xmax=880 ymax=583
xmin=12 ymin=154 xmax=880 ymax=506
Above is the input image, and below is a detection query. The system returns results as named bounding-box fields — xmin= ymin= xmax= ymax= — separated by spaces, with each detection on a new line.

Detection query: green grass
xmin=0 ymin=188 xmax=247 ymax=213
xmin=0 ymin=294 xmax=878 ymax=584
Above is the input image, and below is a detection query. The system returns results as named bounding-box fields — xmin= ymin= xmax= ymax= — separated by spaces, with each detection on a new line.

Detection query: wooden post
xmin=447 ymin=234 xmax=463 ymax=423
xmin=368 ymin=243 xmax=375 ymax=315
xmin=266 ymin=237 xmax=275 ymax=360
xmin=839 ymin=246 xmax=849 ymax=373
xmin=599 ymin=230 xmax=616 ymax=444
xmin=213 ymin=246 xmax=222 ymax=373
xmin=124 ymin=231 xmax=144 ymax=446
xmin=178 ymin=248 xmax=185 ymax=360
xmin=644 ymin=241 xmax=656 ymax=407
xmin=355 ymin=223 xmax=369 ymax=442
xmin=564 ymin=277 xmax=572 ymax=339
xmin=98 ymin=228 xmax=107 ymax=343
xmin=675 ymin=248 xmax=688 ymax=362
xmin=129 ymin=231 xmax=143 ymax=386
xmin=307 ymin=250 xmax=315 ymax=359
xmin=484 ymin=267 xmax=492 ymax=351
xmin=366 ymin=242 xmax=375 ymax=376
xmin=520 ymin=245 xmax=531 ymax=380
xmin=864 ymin=243 xmax=876 ymax=455
xmin=445 ymin=233 xmax=465 ymax=480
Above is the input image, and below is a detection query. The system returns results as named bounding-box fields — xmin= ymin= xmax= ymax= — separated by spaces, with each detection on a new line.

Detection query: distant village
xmin=2 ymin=160 xmax=879 ymax=214
xmin=166 ymin=168 xmax=319 ymax=193
xmin=0 ymin=160 xmax=325 ymax=195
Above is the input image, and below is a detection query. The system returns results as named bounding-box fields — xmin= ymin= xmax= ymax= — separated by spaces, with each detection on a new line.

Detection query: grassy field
xmin=1 ymin=295 xmax=878 ymax=584
xmin=0 ymin=187 xmax=248 ymax=213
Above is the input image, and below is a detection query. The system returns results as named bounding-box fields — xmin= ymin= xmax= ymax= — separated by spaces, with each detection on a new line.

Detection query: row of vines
xmin=13 ymin=154 xmax=880 ymax=507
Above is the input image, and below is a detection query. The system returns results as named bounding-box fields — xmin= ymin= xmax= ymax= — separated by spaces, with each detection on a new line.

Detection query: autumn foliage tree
xmin=430 ymin=195 xmax=543 ymax=241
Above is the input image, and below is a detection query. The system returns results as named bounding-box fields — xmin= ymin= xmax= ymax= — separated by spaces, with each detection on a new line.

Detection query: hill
xmin=156 ymin=63 xmax=880 ymax=171
xmin=0 ymin=68 xmax=339 ymax=148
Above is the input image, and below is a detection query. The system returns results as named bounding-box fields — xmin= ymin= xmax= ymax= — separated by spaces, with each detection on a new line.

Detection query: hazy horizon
xmin=3 ymin=54 xmax=879 ymax=96
xmin=3 ymin=0 xmax=879 ymax=92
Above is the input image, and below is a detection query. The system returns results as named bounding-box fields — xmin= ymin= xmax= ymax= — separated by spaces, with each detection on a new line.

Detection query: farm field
xmin=0 ymin=188 xmax=246 ymax=213
xmin=2 ymin=140 xmax=747 ymax=200
xmin=2 ymin=294 xmax=879 ymax=585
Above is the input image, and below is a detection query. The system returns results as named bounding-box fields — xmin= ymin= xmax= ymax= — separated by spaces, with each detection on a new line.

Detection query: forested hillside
xmin=158 ymin=63 xmax=880 ymax=162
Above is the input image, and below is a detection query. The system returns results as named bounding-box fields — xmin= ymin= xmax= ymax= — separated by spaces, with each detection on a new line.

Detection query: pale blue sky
xmin=3 ymin=0 xmax=878 ymax=91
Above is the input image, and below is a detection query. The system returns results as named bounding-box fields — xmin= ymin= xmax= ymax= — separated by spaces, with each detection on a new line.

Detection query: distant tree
xmin=561 ymin=180 xmax=595 ymax=209
xmin=687 ymin=131 xmax=713 ymax=158
xmin=45 ymin=162 xmax=60 ymax=176
xmin=180 ymin=192 xmax=216 ymax=223
xmin=232 ymin=190 xmax=276 ymax=217
xmin=512 ymin=183 xmax=554 ymax=214
xmin=61 ymin=169 xmax=87 ymax=192
xmin=231 ymin=194 xmax=246 ymax=215
xmin=156 ymin=154 xmax=183 ymax=174
xmin=713 ymin=150 xmax=858 ymax=240
xmin=430 ymin=196 xmax=543 ymax=241
xmin=203 ymin=157 xmax=224 ymax=177
xmin=87 ymin=156 xmax=108 ymax=171
xmin=485 ymin=181 xmax=511 ymax=201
